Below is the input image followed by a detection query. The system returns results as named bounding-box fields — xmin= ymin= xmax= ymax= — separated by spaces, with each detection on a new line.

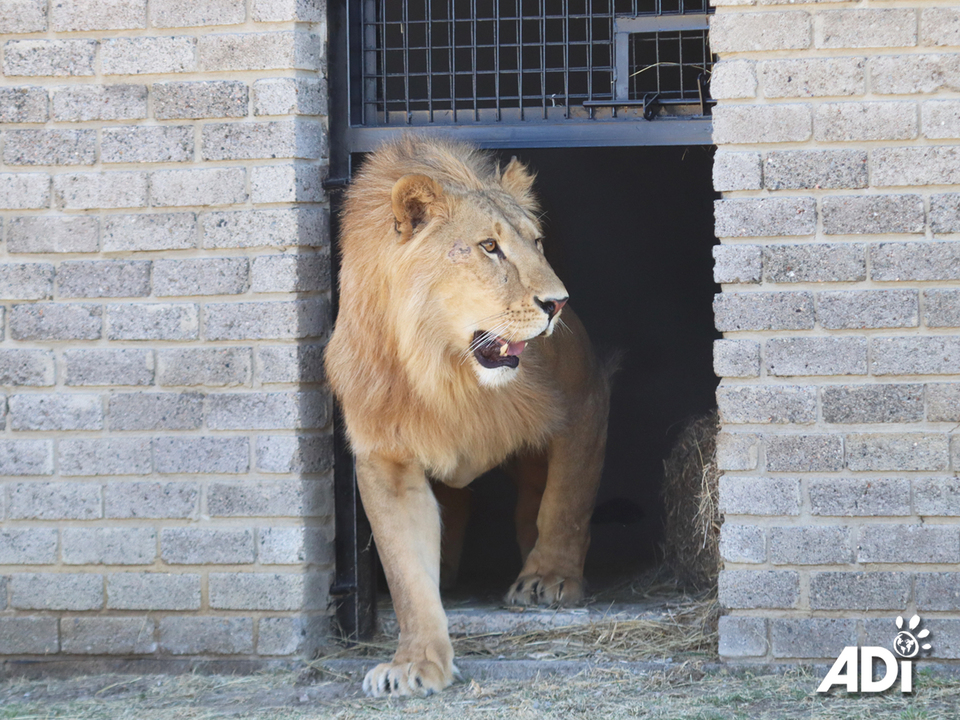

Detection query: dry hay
xmin=661 ymin=410 xmax=721 ymax=592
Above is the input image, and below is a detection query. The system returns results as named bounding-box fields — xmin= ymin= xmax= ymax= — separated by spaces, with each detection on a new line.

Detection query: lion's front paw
xmin=362 ymin=658 xmax=459 ymax=697
xmin=505 ymin=574 xmax=583 ymax=607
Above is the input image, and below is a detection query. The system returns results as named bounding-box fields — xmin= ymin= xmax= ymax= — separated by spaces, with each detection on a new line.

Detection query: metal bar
xmin=472 ymin=0 xmax=478 ymax=121
xmin=516 ymin=0 xmax=523 ymax=120
xmin=540 ymin=0 xmax=547 ymax=119
xmin=614 ymin=14 xmax=709 ymax=33
xmin=427 ymin=0 xmax=433 ymax=121
xmin=402 ymin=0 xmax=410 ymax=122
xmin=614 ymin=29 xmax=630 ymax=101
xmin=494 ymin=0 xmax=501 ymax=122
xmin=449 ymin=0 xmax=456 ymax=122
xmin=562 ymin=0 xmax=569 ymax=117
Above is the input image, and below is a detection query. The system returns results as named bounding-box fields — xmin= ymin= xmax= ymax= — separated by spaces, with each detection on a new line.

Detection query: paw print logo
xmin=894 ymin=615 xmax=932 ymax=659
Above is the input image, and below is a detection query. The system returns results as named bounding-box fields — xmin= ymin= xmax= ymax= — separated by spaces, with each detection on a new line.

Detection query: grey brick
xmin=252 ymin=0 xmax=323 ymax=23
xmin=872 ymin=146 xmax=960 ymax=187
xmin=3 ymin=128 xmax=96 ymax=166
xmin=707 ymin=60 xmax=756 ymax=100
xmin=258 ymin=616 xmax=320 ymax=656
xmin=3 ymin=39 xmax=97 ymax=77
xmin=61 ymin=618 xmax=156 ymax=655
xmin=108 ymin=392 xmax=203 ymax=431
xmin=719 ymin=570 xmax=799 ymax=610
xmin=0 ymin=350 xmax=54 ymax=386
xmin=57 ymin=260 xmax=151 ymax=298
xmin=151 ymin=0 xmax=244 ymax=28
xmin=11 ymin=573 xmax=103 ymax=610
xmin=51 ymin=84 xmax=147 ymax=122
xmin=810 ymin=478 xmax=910 ymax=517
xmin=250 ymin=254 xmax=329 ymax=294
xmin=64 ymin=348 xmax=154 ymax=386
xmin=0 ymin=618 xmax=58 ymax=654
xmin=715 ymin=433 xmax=760 ymax=471
xmin=209 ymin=572 xmax=306 ymax=610
xmin=151 ymin=167 xmax=246 ymax=208
xmin=199 ymin=32 xmax=323 ymax=72
xmin=256 ymin=434 xmax=333 ymax=474
xmin=105 ymin=481 xmax=198 ymax=519
xmin=766 ymin=337 xmax=867 ymax=377
xmin=823 ymin=384 xmax=923 ymax=424
xmin=714 ymin=292 xmax=814 ymax=332
xmin=102 ymin=125 xmax=193 ymax=164
xmin=260 ymin=526 xmax=333 ymax=565
xmin=9 ymin=394 xmax=103 ymax=431
xmin=714 ymin=198 xmax=816 ymax=239
xmin=822 ymin=195 xmax=924 ymax=235
xmin=713 ymin=245 xmax=761 ymax=285
xmin=871 ymin=242 xmax=960 ymax=281
xmin=923 ymin=100 xmax=960 ymax=140
xmin=860 ymin=525 xmax=959 ymax=564
xmin=162 ymin=528 xmax=253 ymax=565
xmin=759 ymin=57 xmax=865 ymax=98
xmin=107 ymin=573 xmax=200 ymax=610
xmin=158 ymin=347 xmax=251 ymax=387
xmin=208 ymin=479 xmax=332 ymax=518
xmin=763 ymin=150 xmax=867 ymax=191
xmin=870 ymin=54 xmax=960 ymax=95
xmin=709 ymin=12 xmax=811 ymax=53
xmin=7 ymin=216 xmax=99 ymax=254
xmin=207 ymin=391 xmax=329 ymax=430
xmin=0 ymin=87 xmax=47 ymax=122
xmin=153 ymin=80 xmax=247 ymax=120
xmin=103 ymin=213 xmax=197 ymax=252
xmin=712 ymin=105 xmax=812 ymax=145
xmin=0 ymin=0 xmax=47 ymax=33
xmin=917 ymin=476 xmax=960 ymax=516
xmin=206 ymin=298 xmax=328 ymax=340
xmin=154 ymin=257 xmax=249 ymax=296
xmin=769 ymin=526 xmax=852 ymax=565
xmin=816 ymin=101 xmax=917 ymax=142
xmin=719 ymin=476 xmax=800 ymax=516
xmin=107 ymin=303 xmax=199 ymax=341
xmin=0 ymin=442 xmax=54 ymax=477
xmin=712 ymin=152 xmax=762 ymax=192
xmin=55 ymin=172 xmax=148 ymax=210
xmin=0 ymin=263 xmax=53 ymax=299
xmin=0 ymin=173 xmax=49 ymax=210
xmin=159 ymin=617 xmax=252 ymax=655
xmin=764 ymin=244 xmax=865 ymax=283
xmin=770 ymin=619 xmax=857 ymax=660
xmin=871 ymin=337 xmax=960 ymax=376
xmin=719 ymin=524 xmax=765 ymax=564
xmin=51 ymin=0 xmax=146 ymax=31
xmin=931 ymin=195 xmax=960 ymax=234
xmin=250 ymin=164 xmax=325 ymax=204
xmin=201 ymin=120 xmax=324 ymax=161
xmin=811 ymin=571 xmax=911 ymax=610
xmin=201 ymin=208 xmax=328 ymax=250
xmin=846 ymin=433 xmax=949 ymax=472
xmin=253 ymin=77 xmax=327 ymax=116
xmin=916 ymin=573 xmax=960 ymax=611
xmin=0 ymin=528 xmax=58 ymax=564
xmin=921 ymin=9 xmax=960 ymax=47
xmin=818 ymin=289 xmax=918 ymax=330
xmin=256 ymin=344 xmax=326 ymax=384
xmin=712 ymin=340 xmax=760 ymax=379
xmin=815 ymin=9 xmax=917 ymax=49
xmin=153 ymin=436 xmax=249 ymax=474
xmin=62 ymin=528 xmax=156 ymax=565
xmin=924 ymin=289 xmax=960 ymax=328
xmin=718 ymin=617 xmax=768 ymax=659
xmin=10 ymin=303 xmax=100 ymax=341
xmin=101 ymin=36 xmax=197 ymax=75
xmin=60 ymin=438 xmax=151 ymax=476
xmin=767 ymin=434 xmax=844 ymax=472
xmin=928 ymin=385 xmax=960 ymax=422
xmin=717 ymin=385 xmax=816 ymax=424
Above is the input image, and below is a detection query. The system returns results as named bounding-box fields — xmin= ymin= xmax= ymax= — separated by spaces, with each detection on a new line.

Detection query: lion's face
xmin=392 ymin=168 xmax=568 ymax=387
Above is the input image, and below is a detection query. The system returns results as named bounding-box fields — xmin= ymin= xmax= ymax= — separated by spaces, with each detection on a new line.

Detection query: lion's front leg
xmin=355 ymin=454 xmax=457 ymax=696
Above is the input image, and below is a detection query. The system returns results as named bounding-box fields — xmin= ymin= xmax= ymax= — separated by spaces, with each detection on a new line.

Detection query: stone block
xmin=208 ymin=479 xmax=333 ymax=518
xmin=846 ymin=433 xmax=949 ymax=472
xmin=107 ymin=573 xmax=200 ymax=610
xmin=104 ymin=481 xmax=199 ymax=519
xmin=0 ymin=0 xmax=47 ymax=33
xmin=0 ymin=441 xmax=54 ymax=476
xmin=101 ymin=36 xmax=197 ymax=75
xmin=714 ymin=292 xmax=814 ymax=331
xmin=719 ymin=524 xmax=765 ymax=564
xmin=102 ymin=125 xmax=193 ymax=164
xmin=107 ymin=303 xmax=199 ymax=341
xmin=151 ymin=167 xmax=246 ymax=208
xmin=256 ymin=434 xmax=334 ymax=474
xmin=250 ymin=164 xmax=325 ymax=204
xmin=199 ymin=31 xmax=323 ymax=72
xmin=872 ymin=242 xmax=960 ymax=281
xmin=763 ymin=150 xmax=867 ymax=190
xmin=763 ymin=243 xmax=865 ymax=283
xmin=822 ymin=384 xmax=923 ymax=424
xmin=815 ymin=9 xmax=917 ymax=49
xmin=50 ymin=84 xmax=147 ymax=122
xmin=153 ymin=80 xmax=248 ymax=119
xmin=809 ymin=477 xmax=910 ymax=517
xmin=161 ymin=528 xmax=254 ymax=564
xmin=64 ymin=348 xmax=154 ymax=386
xmin=60 ymin=618 xmax=156 ymax=655
xmin=816 ymin=101 xmax=917 ymax=142
xmin=205 ymin=298 xmax=329 ymax=340
xmin=718 ymin=616 xmax=768 ymax=659
xmin=209 ymin=572 xmax=308 ymax=610
xmin=715 ymin=433 xmax=760 ymax=471
xmin=258 ymin=616 xmax=324 ymax=656
xmin=0 ymin=173 xmax=49 ymax=210
xmin=11 ymin=573 xmax=103 ymax=610
xmin=872 ymin=146 xmax=960 ymax=187
xmin=0 ymin=528 xmax=58 ymax=564
xmin=59 ymin=438 xmax=151 ymax=476
xmin=719 ymin=570 xmax=799 ymax=609
xmin=10 ymin=303 xmax=101 ymax=341
xmin=712 ymin=104 xmax=812 ymax=145
xmin=810 ymin=572 xmax=911 ymax=610
xmin=7 ymin=216 xmax=98 ymax=254
xmin=714 ymin=198 xmax=816 ymax=238
xmin=0 ymin=263 xmax=53 ymax=300
xmin=153 ymin=436 xmax=249 ymax=474
xmin=0 ymin=618 xmax=59 ymax=654
xmin=916 ymin=573 xmax=960 ymax=611
xmin=719 ymin=475 xmax=800 ymax=515
xmin=870 ymin=54 xmax=960 ymax=95
xmin=709 ymin=60 xmax=756 ymax=99
xmin=201 ymin=208 xmax=327 ymax=249
xmin=108 ymin=392 xmax=203 ymax=431
xmin=206 ymin=391 xmax=330 ymax=430
xmin=770 ymin=619 xmax=857 ymax=659
xmin=154 ymin=257 xmax=249 ymax=296
xmin=0 ymin=350 xmax=54 ymax=386
xmin=159 ymin=617 xmax=253 ymax=654
xmin=817 ymin=289 xmax=918 ymax=329
xmin=859 ymin=525 xmax=959 ymax=564
xmin=150 ymin=0 xmax=244 ymax=28
xmin=201 ymin=120 xmax=324 ymax=161
xmin=3 ymin=128 xmax=96 ymax=166
xmin=769 ymin=526 xmax=852 ymax=565
xmin=3 ymin=39 xmax=97 ymax=77
xmin=252 ymin=77 xmax=327 ymax=116
xmin=821 ymin=195 xmax=924 ymax=235
xmin=717 ymin=385 xmax=816 ymax=424
xmin=924 ymin=289 xmax=960 ymax=328
xmin=709 ymin=12 xmax=811 ymax=53
xmin=713 ymin=245 xmax=761 ymax=284
xmin=250 ymin=253 xmax=330 ymax=293
xmin=758 ymin=57 xmax=865 ymax=98
xmin=51 ymin=0 xmax=146 ymax=31
xmin=256 ymin=344 xmax=327 ymax=384
xmin=921 ymin=8 xmax=960 ymax=47
xmin=252 ymin=0 xmax=323 ymax=23
xmin=766 ymin=434 xmax=844 ymax=472
xmin=927 ymin=385 xmax=960 ymax=422
xmin=765 ymin=337 xmax=867 ymax=376
xmin=56 ymin=260 xmax=151 ymax=298
xmin=103 ymin=213 xmax=197 ymax=252
xmin=157 ymin=347 xmax=251 ymax=387
xmin=62 ymin=528 xmax=157 ymax=565
xmin=9 ymin=393 xmax=103 ymax=431
xmin=712 ymin=339 xmax=760 ymax=378
xmin=931 ymin=195 xmax=960 ymax=234
xmin=54 ymin=172 xmax=148 ymax=210
xmin=923 ymin=100 xmax=960 ymax=140
xmin=872 ymin=337 xmax=960 ymax=376
xmin=712 ymin=152 xmax=762 ymax=192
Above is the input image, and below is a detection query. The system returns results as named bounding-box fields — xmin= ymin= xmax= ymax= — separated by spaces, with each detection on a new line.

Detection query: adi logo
xmin=817 ymin=615 xmax=932 ymax=694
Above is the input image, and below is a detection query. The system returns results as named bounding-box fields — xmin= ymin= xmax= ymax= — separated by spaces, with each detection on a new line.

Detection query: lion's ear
xmin=391 ymin=173 xmax=445 ymax=242
xmin=499 ymin=157 xmax=536 ymax=204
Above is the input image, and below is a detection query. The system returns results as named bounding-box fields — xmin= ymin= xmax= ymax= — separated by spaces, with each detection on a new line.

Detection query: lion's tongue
xmin=498 ymin=339 xmax=526 ymax=357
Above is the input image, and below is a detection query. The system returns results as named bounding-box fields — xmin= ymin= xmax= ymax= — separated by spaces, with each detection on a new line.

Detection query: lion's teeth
xmin=499 ymin=343 xmax=509 ymax=356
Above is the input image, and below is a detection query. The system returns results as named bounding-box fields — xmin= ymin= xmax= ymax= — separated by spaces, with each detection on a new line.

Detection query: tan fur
xmin=325 ymin=135 xmax=610 ymax=697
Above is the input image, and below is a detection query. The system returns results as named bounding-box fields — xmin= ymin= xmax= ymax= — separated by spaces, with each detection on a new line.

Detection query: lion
xmin=325 ymin=135 xmax=611 ymax=697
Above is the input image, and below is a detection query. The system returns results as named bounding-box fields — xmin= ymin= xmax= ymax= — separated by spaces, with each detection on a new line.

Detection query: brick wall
xmin=0 ymin=1 xmax=333 ymax=660
xmin=711 ymin=2 xmax=960 ymax=661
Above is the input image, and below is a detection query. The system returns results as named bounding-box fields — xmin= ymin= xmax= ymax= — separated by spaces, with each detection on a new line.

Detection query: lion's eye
xmin=480 ymin=239 xmax=499 ymax=254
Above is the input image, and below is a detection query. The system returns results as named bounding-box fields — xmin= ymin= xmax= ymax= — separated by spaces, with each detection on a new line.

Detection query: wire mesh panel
xmin=353 ymin=0 xmax=714 ymax=127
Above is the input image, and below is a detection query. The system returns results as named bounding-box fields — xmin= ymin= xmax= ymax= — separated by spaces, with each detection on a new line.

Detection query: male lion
xmin=325 ymin=135 xmax=610 ymax=697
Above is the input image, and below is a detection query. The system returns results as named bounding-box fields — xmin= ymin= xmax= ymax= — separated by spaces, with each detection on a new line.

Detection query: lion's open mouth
xmin=472 ymin=330 xmax=527 ymax=370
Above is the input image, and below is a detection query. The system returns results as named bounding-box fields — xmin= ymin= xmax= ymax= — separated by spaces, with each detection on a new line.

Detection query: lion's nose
xmin=535 ymin=296 xmax=568 ymax=320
